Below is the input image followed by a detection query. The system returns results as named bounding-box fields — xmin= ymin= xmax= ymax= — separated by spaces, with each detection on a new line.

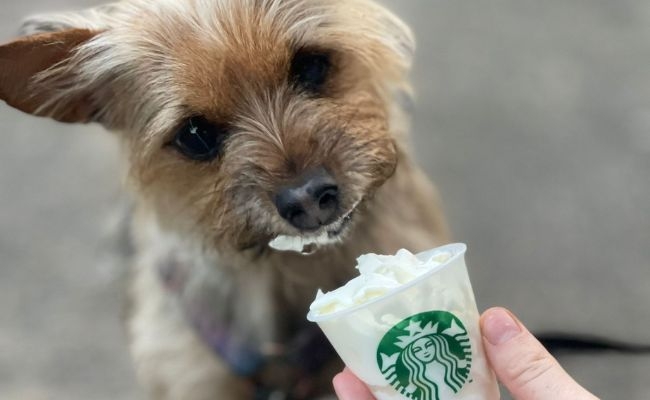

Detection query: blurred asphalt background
xmin=1 ymin=0 xmax=649 ymax=399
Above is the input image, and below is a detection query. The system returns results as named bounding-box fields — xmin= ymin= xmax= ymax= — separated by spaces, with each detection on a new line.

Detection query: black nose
xmin=274 ymin=168 xmax=340 ymax=231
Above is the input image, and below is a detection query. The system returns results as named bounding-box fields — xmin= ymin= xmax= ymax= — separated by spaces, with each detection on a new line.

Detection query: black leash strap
xmin=537 ymin=333 xmax=650 ymax=355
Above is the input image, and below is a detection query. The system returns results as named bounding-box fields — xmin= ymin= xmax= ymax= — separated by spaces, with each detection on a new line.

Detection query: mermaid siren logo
xmin=377 ymin=311 xmax=472 ymax=400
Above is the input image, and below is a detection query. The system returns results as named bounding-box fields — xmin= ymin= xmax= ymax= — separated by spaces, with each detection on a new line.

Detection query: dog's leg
xmin=127 ymin=256 xmax=253 ymax=400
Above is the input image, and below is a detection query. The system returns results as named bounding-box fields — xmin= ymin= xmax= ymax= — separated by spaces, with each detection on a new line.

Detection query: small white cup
xmin=307 ymin=243 xmax=499 ymax=400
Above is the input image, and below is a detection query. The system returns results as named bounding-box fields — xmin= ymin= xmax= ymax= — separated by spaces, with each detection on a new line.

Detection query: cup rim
xmin=306 ymin=242 xmax=468 ymax=322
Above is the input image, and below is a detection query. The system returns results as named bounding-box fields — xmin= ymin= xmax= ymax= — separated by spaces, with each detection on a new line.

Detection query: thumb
xmin=333 ymin=368 xmax=375 ymax=400
xmin=480 ymin=308 xmax=598 ymax=400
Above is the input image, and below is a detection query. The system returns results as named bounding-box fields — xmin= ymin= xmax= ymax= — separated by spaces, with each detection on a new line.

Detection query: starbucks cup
xmin=307 ymin=243 xmax=499 ymax=400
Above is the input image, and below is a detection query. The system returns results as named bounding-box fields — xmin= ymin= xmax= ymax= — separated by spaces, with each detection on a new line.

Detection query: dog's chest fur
xmin=153 ymin=234 xmax=350 ymax=377
xmin=129 ymin=209 xmax=358 ymax=395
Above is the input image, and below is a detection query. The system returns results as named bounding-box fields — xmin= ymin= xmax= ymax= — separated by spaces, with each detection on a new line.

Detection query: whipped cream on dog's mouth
xmin=310 ymin=249 xmax=452 ymax=316
xmin=268 ymin=201 xmax=359 ymax=254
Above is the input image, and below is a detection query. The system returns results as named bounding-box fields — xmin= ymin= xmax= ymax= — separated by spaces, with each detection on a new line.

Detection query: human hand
xmin=333 ymin=307 xmax=598 ymax=400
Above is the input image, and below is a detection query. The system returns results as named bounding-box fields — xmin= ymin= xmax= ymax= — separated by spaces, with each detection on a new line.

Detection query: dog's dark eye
xmin=291 ymin=51 xmax=331 ymax=93
xmin=172 ymin=117 xmax=227 ymax=161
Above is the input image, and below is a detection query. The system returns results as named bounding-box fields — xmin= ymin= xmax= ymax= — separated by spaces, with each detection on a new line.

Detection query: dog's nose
xmin=274 ymin=168 xmax=340 ymax=231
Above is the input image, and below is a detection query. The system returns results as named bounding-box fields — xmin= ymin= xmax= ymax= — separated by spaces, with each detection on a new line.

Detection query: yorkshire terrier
xmin=0 ymin=0 xmax=449 ymax=398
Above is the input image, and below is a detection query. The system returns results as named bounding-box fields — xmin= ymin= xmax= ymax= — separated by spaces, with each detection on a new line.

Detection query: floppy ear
xmin=0 ymin=29 xmax=100 ymax=123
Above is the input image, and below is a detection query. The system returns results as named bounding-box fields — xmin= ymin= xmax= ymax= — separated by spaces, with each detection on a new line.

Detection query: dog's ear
xmin=1 ymin=4 xmax=121 ymax=123
xmin=364 ymin=2 xmax=416 ymax=71
xmin=339 ymin=1 xmax=416 ymax=90
xmin=19 ymin=4 xmax=120 ymax=36
xmin=0 ymin=29 xmax=100 ymax=123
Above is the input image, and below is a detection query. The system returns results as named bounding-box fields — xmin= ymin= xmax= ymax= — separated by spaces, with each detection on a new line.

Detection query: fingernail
xmin=482 ymin=308 xmax=522 ymax=345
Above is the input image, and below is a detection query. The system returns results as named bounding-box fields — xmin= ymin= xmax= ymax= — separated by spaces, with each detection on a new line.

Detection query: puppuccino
xmin=308 ymin=244 xmax=500 ymax=400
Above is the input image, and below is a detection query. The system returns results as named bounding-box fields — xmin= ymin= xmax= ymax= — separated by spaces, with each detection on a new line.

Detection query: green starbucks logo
xmin=377 ymin=311 xmax=472 ymax=400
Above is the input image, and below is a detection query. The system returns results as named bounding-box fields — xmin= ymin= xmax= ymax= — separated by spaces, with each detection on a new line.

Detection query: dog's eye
xmin=172 ymin=117 xmax=227 ymax=161
xmin=291 ymin=51 xmax=331 ymax=93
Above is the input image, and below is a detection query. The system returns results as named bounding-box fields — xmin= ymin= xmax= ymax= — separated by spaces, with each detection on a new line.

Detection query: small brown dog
xmin=0 ymin=0 xmax=449 ymax=398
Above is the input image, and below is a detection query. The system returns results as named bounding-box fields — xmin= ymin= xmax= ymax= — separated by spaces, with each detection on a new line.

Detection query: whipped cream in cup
xmin=307 ymin=243 xmax=499 ymax=400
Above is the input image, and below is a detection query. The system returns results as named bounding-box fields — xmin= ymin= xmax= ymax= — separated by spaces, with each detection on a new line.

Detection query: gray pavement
xmin=1 ymin=1 xmax=649 ymax=399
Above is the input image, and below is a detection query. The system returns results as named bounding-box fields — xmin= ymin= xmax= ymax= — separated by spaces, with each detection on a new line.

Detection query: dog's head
xmin=1 ymin=0 xmax=415 ymax=254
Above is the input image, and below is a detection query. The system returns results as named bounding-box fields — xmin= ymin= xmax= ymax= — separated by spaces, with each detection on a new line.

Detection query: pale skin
xmin=333 ymin=307 xmax=600 ymax=400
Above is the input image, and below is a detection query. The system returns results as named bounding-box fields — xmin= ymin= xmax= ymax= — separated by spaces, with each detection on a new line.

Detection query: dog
xmin=0 ymin=0 xmax=450 ymax=398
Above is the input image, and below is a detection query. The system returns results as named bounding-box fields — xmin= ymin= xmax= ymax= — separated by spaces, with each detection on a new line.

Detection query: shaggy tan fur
xmin=0 ymin=0 xmax=450 ymax=398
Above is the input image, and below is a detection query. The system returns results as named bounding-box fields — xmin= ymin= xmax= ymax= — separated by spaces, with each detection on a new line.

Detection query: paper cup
xmin=307 ymin=243 xmax=499 ymax=400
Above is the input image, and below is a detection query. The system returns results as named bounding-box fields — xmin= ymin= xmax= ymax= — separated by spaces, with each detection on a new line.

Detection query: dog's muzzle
xmin=269 ymin=166 xmax=360 ymax=255
xmin=269 ymin=199 xmax=359 ymax=255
